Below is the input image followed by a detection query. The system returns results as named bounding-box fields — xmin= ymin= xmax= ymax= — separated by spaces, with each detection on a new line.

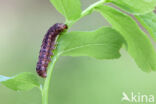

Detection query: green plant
xmin=0 ymin=0 xmax=156 ymax=104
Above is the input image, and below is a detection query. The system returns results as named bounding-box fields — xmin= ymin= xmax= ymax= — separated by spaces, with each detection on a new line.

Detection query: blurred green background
xmin=0 ymin=0 xmax=156 ymax=104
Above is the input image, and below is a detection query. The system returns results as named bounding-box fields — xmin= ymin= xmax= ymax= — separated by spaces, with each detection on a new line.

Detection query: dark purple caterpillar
xmin=36 ymin=23 xmax=68 ymax=78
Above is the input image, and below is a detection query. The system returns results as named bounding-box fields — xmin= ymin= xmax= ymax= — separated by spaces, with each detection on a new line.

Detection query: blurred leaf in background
xmin=109 ymin=0 xmax=156 ymax=14
xmin=136 ymin=12 xmax=156 ymax=41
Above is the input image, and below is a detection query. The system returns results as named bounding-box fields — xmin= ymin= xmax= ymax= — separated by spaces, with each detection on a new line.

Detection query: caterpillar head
xmin=55 ymin=23 xmax=68 ymax=32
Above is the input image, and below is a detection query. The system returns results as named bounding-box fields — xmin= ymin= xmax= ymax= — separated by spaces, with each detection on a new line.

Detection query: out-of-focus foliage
xmin=136 ymin=12 xmax=156 ymax=41
xmin=108 ymin=0 xmax=156 ymax=14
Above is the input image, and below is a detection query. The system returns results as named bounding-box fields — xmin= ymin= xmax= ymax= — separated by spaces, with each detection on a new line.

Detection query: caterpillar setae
xmin=36 ymin=23 xmax=68 ymax=78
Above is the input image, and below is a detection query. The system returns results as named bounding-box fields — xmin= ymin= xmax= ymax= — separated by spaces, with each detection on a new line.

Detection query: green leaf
xmin=95 ymin=5 xmax=156 ymax=71
xmin=57 ymin=27 xmax=125 ymax=59
xmin=135 ymin=12 xmax=156 ymax=41
xmin=0 ymin=72 xmax=40 ymax=91
xmin=49 ymin=0 xmax=82 ymax=21
xmin=108 ymin=0 xmax=156 ymax=14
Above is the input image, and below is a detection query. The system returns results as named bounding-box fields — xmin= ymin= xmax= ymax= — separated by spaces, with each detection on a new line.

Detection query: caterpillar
xmin=36 ymin=23 xmax=68 ymax=78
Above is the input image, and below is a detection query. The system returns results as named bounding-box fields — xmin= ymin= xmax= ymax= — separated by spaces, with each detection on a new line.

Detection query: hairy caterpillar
xmin=36 ymin=23 xmax=68 ymax=78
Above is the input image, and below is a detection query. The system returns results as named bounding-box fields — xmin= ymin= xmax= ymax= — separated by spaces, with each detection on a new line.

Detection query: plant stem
xmin=42 ymin=54 xmax=60 ymax=104
xmin=67 ymin=0 xmax=106 ymax=27
xmin=81 ymin=0 xmax=106 ymax=17
xmin=41 ymin=0 xmax=107 ymax=104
